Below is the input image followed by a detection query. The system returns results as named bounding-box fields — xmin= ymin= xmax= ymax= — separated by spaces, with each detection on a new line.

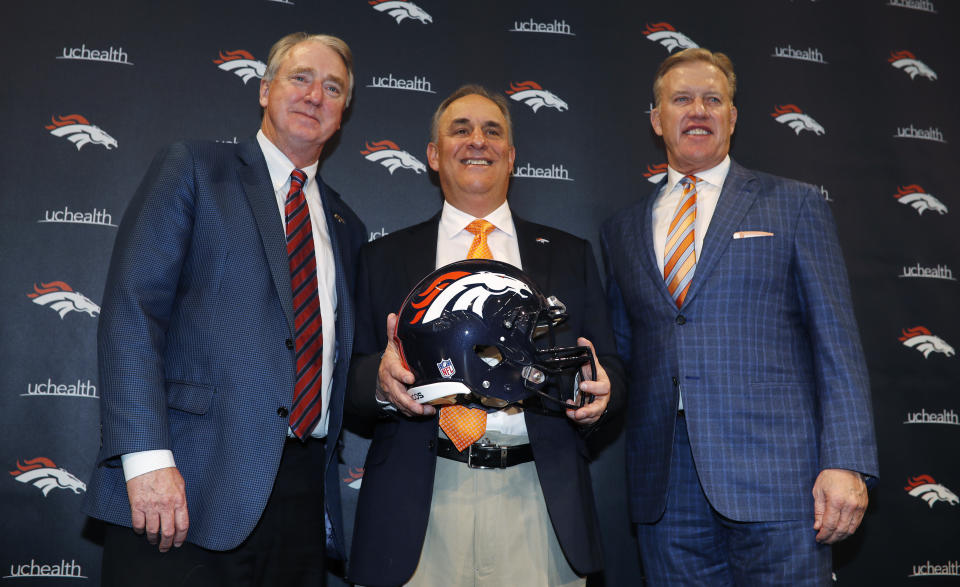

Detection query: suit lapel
xmin=637 ymin=180 xmax=678 ymax=308
xmin=684 ymin=159 xmax=759 ymax=305
xmin=514 ymin=217 xmax=551 ymax=291
xmin=238 ymin=140 xmax=295 ymax=333
xmin=406 ymin=213 xmax=444 ymax=286
xmin=316 ymin=177 xmax=354 ymax=360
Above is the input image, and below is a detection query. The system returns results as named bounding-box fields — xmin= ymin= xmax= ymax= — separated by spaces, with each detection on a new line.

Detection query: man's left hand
xmin=812 ymin=468 xmax=868 ymax=544
xmin=565 ymin=337 xmax=610 ymax=426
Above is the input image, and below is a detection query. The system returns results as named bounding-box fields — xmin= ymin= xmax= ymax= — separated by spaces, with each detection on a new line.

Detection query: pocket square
xmin=733 ymin=230 xmax=774 ymax=239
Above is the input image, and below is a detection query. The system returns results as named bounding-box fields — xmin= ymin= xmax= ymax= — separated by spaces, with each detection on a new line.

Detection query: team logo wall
xmin=213 ymin=50 xmax=265 ymax=84
xmin=899 ymin=326 xmax=955 ymax=358
xmin=9 ymin=457 xmax=87 ymax=497
xmin=895 ymin=185 xmax=948 ymax=215
xmin=889 ymin=50 xmax=937 ymax=80
xmin=644 ymin=163 xmax=668 ymax=184
xmin=45 ymin=114 xmax=117 ymax=150
xmin=770 ymin=105 xmax=825 ymax=136
xmin=642 ymin=22 xmax=698 ymax=53
xmin=343 ymin=467 xmax=364 ymax=489
xmin=27 ymin=281 xmax=100 ymax=319
xmin=905 ymin=475 xmax=959 ymax=508
xmin=369 ymin=0 xmax=433 ymax=24
xmin=407 ymin=270 xmax=530 ymax=325
xmin=506 ymin=82 xmax=568 ymax=113
xmin=361 ymin=140 xmax=426 ymax=174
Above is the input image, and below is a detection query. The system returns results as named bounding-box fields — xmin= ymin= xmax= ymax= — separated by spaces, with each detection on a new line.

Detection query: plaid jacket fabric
xmin=601 ymin=160 xmax=878 ymax=523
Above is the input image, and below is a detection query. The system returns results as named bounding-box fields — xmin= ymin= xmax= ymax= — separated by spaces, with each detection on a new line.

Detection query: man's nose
xmin=468 ymin=127 xmax=486 ymax=146
xmin=304 ymin=83 xmax=324 ymax=105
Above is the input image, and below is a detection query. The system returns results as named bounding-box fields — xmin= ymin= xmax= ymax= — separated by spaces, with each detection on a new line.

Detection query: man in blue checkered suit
xmin=600 ymin=48 xmax=878 ymax=585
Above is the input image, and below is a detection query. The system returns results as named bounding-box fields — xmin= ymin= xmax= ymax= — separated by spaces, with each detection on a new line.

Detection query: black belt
xmin=437 ymin=437 xmax=534 ymax=469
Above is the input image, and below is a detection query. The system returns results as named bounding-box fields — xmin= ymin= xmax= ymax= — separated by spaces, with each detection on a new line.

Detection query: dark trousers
xmin=102 ymin=437 xmax=327 ymax=587
xmin=636 ymin=415 xmax=831 ymax=586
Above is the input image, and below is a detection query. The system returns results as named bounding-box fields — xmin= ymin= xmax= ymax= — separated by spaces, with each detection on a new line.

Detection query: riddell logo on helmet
xmin=213 ymin=49 xmax=265 ymax=84
xmin=770 ymin=105 xmax=825 ymax=136
xmin=642 ymin=22 xmax=698 ymax=53
xmin=895 ymin=185 xmax=948 ymax=215
xmin=406 ymin=270 xmax=531 ymax=325
xmin=369 ymin=0 xmax=433 ymax=24
xmin=46 ymin=114 xmax=117 ymax=150
xmin=904 ymin=475 xmax=958 ymax=508
xmin=899 ymin=326 xmax=955 ymax=358
xmin=9 ymin=457 xmax=87 ymax=497
xmin=889 ymin=50 xmax=937 ymax=80
xmin=506 ymin=81 xmax=568 ymax=113
xmin=644 ymin=163 xmax=668 ymax=184
xmin=361 ymin=140 xmax=427 ymax=174
xmin=27 ymin=281 xmax=100 ymax=319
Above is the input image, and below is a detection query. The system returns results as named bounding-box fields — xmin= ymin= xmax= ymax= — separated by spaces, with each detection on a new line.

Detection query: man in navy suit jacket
xmin=82 ymin=33 xmax=365 ymax=586
xmin=346 ymin=86 xmax=624 ymax=586
xmin=601 ymin=48 xmax=878 ymax=584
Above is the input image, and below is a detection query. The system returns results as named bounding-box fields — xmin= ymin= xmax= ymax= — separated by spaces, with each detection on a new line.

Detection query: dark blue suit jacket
xmin=82 ymin=139 xmax=365 ymax=555
xmin=600 ymin=160 xmax=878 ymax=524
xmin=345 ymin=214 xmax=625 ymax=586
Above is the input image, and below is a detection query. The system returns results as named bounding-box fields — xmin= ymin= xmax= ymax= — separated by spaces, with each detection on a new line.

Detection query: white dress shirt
xmin=121 ymin=131 xmax=338 ymax=481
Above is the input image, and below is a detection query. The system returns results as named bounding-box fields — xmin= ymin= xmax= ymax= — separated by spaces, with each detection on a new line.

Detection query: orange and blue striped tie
xmin=664 ymin=175 xmax=700 ymax=308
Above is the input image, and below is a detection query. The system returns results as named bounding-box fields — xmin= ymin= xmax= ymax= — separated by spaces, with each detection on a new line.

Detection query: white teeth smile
xmin=463 ymin=159 xmax=492 ymax=165
xmin=685 ymin=129 xmax=711 ymax=135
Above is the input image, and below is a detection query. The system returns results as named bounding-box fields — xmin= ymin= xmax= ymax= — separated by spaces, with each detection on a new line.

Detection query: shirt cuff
xmin=120 ymin=450 xmax=177 ymax=482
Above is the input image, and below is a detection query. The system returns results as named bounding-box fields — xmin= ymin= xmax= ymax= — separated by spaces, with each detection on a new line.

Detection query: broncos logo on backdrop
xmin=644 ymin=163 xmax=668 ymax=184
xmin=770 ymin=104 xmax=825 ymax=136
xmin=27 ymin=281 xmax=100 ymax=318
xmin=889 ymin=50 xmax=937 ymax=80
xmin=406 ymin=270 xmax=531 ymax=325
xmin=45 ymin=114 xmax=117 ymax=150
xmin=361 ymin=140 xmax=427 ymax=174
xmin=10 ymin=457 xmax=87 ymax=497
xmin=642 ymin=22 xmax=698 ymax=53
xmin=905 ymin=475 xmax=959 ymax=508
xmin=213 ymin=49 xmax=266 ymax=84
xmin=506 ymin=81 xmax=568 ymax=113
xmin=895 ymin=184 xmax=948 ymax=215
xmin=899 ymin=326 xmax=956 ymax=358
xmin=369 ymin=0 xmax=433 ymax=24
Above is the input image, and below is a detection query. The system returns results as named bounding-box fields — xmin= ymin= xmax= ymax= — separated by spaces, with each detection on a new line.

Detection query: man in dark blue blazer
xmin=601 ymin=49 xmax=878 ymax=585
xmin=82 ymin=33 xmax=365 ymax=586
xmin=346 ymin=86 xmax=624 ymax=586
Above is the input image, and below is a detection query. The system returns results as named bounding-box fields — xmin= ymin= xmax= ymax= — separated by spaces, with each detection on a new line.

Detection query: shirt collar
xmin=257 ymin=129 xmax=320 ymax=192
xmin=439 ymin=199 xmax=516 ymax=241
xmin=664 ymin=155 xmax=731 ymax=194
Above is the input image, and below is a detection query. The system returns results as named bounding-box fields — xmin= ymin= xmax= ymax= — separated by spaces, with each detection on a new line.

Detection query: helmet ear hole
xmin=474 ymin=345 xmax=503 ymax=366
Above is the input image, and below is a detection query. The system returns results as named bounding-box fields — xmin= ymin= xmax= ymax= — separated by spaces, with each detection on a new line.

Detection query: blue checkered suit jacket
xmin=82 ymin=139 xmax=365 ymax=554
xmin=600 ymin=160 xmax=878 ymax=523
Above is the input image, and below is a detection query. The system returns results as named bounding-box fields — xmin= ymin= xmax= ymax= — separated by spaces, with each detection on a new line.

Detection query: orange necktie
xmin=437 ymin=219 xmax=496 ymax=451
xmin=664 ymin=175 xmax=700 ymax=308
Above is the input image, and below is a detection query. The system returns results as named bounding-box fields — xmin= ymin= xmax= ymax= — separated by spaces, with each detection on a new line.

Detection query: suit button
xmin=277 ymin=407 xmax=289 ymax=418
xmin=285 ymin=338 xmax=294 ymax=350
xmin=427 ymin=440 xmax=435 ymax=450
xmin=676 ymin=314 xmax=686 ymax=325
xmin=672 ymin=377 xmax=679 ymax=387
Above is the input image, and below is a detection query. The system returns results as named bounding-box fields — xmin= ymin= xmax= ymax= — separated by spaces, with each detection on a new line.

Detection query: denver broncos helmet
xmin=394 ymin=259 xmax=594 ymax=410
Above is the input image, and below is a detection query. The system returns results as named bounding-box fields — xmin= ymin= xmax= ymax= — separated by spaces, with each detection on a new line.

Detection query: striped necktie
xmin=285 ymin=169 xmax=323 ymax=439
xmin=664 ymin=175 xmax=700 ymax=308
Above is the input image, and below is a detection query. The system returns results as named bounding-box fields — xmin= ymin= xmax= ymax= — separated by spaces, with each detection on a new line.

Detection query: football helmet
xmin=394 ymin=259 xmax=595 ymax=411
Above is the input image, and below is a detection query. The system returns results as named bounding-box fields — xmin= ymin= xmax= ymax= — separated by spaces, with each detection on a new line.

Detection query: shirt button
xmin=285 ymin=338 xmax=295 ymax=350
xmin=277 ymin=407 xmax=289 ymax=418
xmin=676 ymin=315 xmax=686 ymax=325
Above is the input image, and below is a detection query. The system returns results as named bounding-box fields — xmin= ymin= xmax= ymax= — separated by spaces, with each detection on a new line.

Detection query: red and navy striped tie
xmin=285 ymin=169 xmax=323 ymax=439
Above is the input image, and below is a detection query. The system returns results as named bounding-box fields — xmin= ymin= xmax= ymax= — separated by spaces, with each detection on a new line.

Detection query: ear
xmin=426 ymin=142 xmax=440 ymax=172
xmin=650 ymin=107 xmax=663 ymax=137
xmin=729 ymin=105 xmax=738 ymax=134
xmin=259 ymin=79 xmax=270 ymax=108
xmin=507 ymin=144 xmax=516 ymax=173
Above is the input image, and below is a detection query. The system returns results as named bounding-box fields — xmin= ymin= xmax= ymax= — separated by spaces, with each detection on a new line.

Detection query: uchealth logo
xmin=46 ymin=114 xmax=117 ymax=150
xmin=9 ymin=457 xmax=87 ymax=497
xmin=506 ymin=81 xmax=568 ymax=113
xmin=889 ymin=50 xmax=937 ymax=80
xmin=642 ymin=22 xmax=698 ymax=53
xmin=899 ymin=326 xmax=955 ymax=358
xmin=213 ymin=49 xmax=266 ymax=84
xmin=770 ymin=105 xmax=825 ymax=136
xmin=905 ymin=475 xmax=959 ymax=508
xmin=369 ymin=0 xmax=433 ymax=24
xmin=361 ymin=140 xmax=426 ymax=174
xmin=27 ymin=281 xmax=100 ymax=319
xmin=5 ymin=558 xmax=87 ymax=580
xmin=895 ymin=184 xmax=948 ymax=215
xmin=343 ymin=466 xmax=364 ymax=489
xmin=644 ymin=163 xmax=668 ymax=184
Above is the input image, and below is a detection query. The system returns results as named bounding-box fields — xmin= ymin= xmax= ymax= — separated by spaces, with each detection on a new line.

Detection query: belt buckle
xmin=467 ymin=440 xmax=507 ymax=469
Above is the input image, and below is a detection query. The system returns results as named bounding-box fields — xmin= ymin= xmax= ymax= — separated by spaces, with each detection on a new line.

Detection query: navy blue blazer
xmin=82 ymin=139 xmax=365 ymax=555
xmin=345 ymin=214 xmax=625 ymax=586
xmin=601 ymin=159 xmax=878 ymax=524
